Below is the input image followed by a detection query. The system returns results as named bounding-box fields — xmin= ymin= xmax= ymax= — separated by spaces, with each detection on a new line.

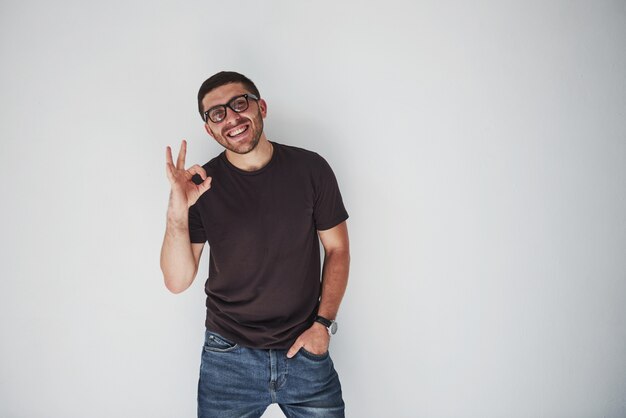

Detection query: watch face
xmin=330 ymin=321 xmax=338 ymax=335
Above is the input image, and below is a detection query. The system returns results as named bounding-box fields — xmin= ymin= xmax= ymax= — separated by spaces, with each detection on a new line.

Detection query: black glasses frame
xmin=203 ymin=93 xmax=259 ymax=123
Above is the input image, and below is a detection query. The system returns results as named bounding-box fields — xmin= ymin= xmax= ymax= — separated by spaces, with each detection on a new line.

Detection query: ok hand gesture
xmin=165 ymin=140 xmax=212 ymax=212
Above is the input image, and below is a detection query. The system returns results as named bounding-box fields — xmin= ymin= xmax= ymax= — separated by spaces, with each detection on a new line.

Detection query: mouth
xmin=225 ymin=124 xmax=249 ymax=139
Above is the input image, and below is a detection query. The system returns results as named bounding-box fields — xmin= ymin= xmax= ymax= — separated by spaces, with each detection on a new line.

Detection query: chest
xmin=197 ymin=168 xmax=316 ymax=246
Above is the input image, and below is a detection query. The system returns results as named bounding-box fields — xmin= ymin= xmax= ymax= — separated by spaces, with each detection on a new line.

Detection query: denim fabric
xmin=198 ymin=329 xmax=345 ymax=418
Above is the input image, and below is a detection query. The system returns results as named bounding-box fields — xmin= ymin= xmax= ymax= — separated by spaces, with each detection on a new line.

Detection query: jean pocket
xmin=203 ymin=330 xmax=239 ymax=353
xmin=299 ymin=347 xmax=330 ymax=361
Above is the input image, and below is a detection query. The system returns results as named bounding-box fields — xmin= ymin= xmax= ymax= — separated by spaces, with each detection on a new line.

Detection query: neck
xmin=225 ymin=136 xmax=273 ymax=171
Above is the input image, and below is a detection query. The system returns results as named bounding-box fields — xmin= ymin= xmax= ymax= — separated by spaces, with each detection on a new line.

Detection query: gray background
xmin=1 ymin=1 xmax=625 ymax=417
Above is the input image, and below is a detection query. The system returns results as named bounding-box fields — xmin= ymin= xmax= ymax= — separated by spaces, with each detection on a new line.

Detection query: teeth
xmin=228 ymin=125 xmax=248 ymax=137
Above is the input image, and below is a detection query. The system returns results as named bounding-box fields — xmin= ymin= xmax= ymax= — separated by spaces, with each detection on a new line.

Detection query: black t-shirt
xmin=188 ymin=142 xmax=348 ymax=349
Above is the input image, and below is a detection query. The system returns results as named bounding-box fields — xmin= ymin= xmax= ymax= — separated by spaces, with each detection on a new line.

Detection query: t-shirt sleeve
xmin=312 ymin=155 xmax=349 ymax=231
xmin=188 ymin=203 xmax=207 ymax=243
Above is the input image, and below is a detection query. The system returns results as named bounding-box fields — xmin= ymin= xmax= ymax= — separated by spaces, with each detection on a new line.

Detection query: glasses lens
xmin=208 ymin=107 xmax=226 ymax=123
xmin=230 ymin=96 xmax=249 ymax=113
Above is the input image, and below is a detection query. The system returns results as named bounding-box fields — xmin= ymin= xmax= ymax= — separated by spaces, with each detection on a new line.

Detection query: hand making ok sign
xmin=165 ymin=139 xmax=212 ymax=212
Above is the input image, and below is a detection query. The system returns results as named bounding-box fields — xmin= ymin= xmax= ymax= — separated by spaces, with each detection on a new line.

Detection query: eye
xmin=230 ymin=96 xmax=248 ymax=112
xmin=209 ymin=107 xmax=226 ymax=121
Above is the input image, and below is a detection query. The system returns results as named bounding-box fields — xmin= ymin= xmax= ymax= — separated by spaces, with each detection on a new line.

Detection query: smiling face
xmin=201 ymin=82 xmax=267 ymax=155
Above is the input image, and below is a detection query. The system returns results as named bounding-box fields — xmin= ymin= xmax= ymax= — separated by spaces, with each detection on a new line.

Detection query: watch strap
xmin=314 ymin=315 xmax=333 ymax=328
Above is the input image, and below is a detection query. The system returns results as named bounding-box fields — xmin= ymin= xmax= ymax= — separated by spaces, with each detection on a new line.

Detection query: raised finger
xmin=176 ymin=139 xmax=187 ymax=170
xmin=165 ymin=146 xmax=174 ymax=166
xmin=165 ymin=162 xmax=175 ymax=182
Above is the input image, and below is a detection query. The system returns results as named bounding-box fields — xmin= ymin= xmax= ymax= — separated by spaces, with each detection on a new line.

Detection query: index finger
xmin=176 ymin=139 xmax=187 ymax=170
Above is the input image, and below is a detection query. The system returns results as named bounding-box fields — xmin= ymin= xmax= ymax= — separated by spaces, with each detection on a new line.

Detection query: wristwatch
xmin=314 ymin=315 xmax=338 ymax=335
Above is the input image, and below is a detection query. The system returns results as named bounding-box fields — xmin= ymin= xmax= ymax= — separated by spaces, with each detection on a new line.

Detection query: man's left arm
xmin=287 ymin=221 xmax=350 ymax=358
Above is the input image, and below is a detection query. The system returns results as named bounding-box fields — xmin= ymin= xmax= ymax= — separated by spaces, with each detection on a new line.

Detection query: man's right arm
xmin=160 ymin=215 xmax=205 ymax=294
xmin=160 ymin=140 xmax=212 ymax=294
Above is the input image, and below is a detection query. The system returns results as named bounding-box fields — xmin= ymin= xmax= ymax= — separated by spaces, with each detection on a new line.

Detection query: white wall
xmin=1 ymin=1 xmax=625 ymax=417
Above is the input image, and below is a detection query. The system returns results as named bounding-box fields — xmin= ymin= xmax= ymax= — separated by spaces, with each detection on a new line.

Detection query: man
xmin=160 ymin=71 xmax=350 ymax=418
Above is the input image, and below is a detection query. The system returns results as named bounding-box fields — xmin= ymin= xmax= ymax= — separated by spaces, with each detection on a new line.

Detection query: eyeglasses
xmin=203 ymin=93 xmax=259 ymax=123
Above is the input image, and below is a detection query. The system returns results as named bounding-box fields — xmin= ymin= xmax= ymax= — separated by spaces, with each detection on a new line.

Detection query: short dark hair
xmin=197 ymin=71 xmax=261 ymax=121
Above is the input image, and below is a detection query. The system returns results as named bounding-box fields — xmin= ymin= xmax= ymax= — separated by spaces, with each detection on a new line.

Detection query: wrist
xmin=312 ymin=321 xmax=327 ymax=332
xmin=314 ymin=315 xmax=338 ymax=335
xmin=166 ymin=214 xmax=188 ymax=230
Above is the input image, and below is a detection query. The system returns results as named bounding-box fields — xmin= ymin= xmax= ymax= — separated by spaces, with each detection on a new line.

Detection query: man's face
xmin=201 ymin=82 xmax=267 ymax=155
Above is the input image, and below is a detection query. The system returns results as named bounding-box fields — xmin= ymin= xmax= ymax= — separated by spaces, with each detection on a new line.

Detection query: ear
xmin=204 ymin=124 xmax=215 ymax=139
xmin=258 ymin=98 xmax=268 ymax=119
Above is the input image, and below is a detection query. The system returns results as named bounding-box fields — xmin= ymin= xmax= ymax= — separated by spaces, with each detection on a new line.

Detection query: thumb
xmin=286 ymin=340 xmax=304 ymax=358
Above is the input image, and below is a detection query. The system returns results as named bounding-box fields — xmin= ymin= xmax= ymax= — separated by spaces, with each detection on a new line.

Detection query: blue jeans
xmin=198 ymin=329 xmax=345 ymax=418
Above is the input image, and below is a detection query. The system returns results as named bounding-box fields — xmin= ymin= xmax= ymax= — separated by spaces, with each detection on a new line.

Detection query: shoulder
xmin=274 ymin=142 xmax=330 ymax=170
xmin=201 ymin=154 xmax=225 ymax=176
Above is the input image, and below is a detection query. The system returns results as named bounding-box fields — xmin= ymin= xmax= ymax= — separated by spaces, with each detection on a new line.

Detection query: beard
xmin=216 ymin=108 xmax=264 ymax=155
